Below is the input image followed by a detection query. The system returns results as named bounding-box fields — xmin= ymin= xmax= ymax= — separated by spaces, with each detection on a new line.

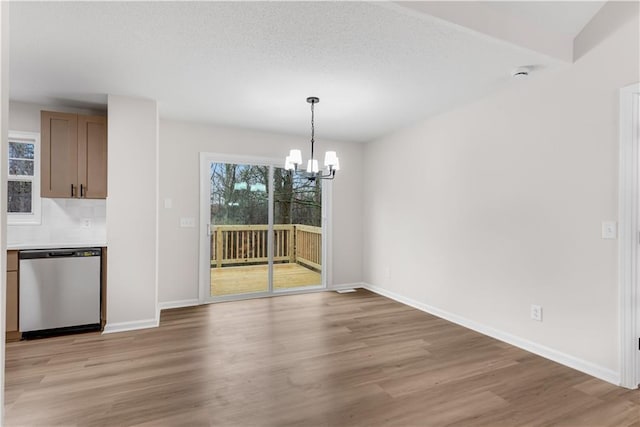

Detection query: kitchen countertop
xmin=7 ymin=242 xmax=107 ymax=250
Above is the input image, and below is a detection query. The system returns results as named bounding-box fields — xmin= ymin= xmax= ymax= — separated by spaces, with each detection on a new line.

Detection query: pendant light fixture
xmin=284 ymin=97 xmax=339 ymax=181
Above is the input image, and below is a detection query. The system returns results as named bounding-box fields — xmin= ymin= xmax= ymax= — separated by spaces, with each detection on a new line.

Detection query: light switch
xmin=164 ymin=198 xmax=172 ymax=209
xmin=180 ymin=217 xmax=195 ymax=228
xmin=602 ymin=221 xmax=617 ymax=239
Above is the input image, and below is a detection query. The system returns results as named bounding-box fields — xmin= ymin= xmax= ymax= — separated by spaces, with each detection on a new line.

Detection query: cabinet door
xmin=78 ymin=115 xmax=107 ymax=199
xmin=7 ymin=250 xmax=18 ymax=271
xmin=41 ymin=111 xmax=78 ymax=198
xmin=6 ymin=271 xmax=18 ymax=332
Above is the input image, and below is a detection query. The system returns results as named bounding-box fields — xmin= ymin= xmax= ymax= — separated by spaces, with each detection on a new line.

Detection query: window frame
xmin=7 ymin=130 xmax=41 ymax=225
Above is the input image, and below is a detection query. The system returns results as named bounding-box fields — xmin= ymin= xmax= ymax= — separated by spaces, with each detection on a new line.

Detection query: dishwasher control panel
xmin=19 ymin=248 xmax=102 ymax=259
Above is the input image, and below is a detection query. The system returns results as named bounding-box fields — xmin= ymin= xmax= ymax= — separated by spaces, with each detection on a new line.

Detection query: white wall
xmin=105 ymin=95 xmax=158 ymax=330
xmin=363 ymin=11 xmax=639 ymax=380
xmin=0 ymin=1 xmax=9 ymax=421
xmin=7 ymin=101 xmax=106 ymax=248
xmin=158 ymin=120 xmax=363 ymax=304
xmin=9 ymin=100 xmax=105 ymax=130
xmin=574 ymin=1 xmax=639 ymax=61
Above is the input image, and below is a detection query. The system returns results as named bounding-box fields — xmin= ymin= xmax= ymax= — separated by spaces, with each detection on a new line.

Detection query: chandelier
xmin=284 ymin=97 xmax=339 ymax=180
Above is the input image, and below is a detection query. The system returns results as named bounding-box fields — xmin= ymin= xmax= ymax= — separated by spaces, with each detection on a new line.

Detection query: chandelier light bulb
xmin=307 ymin=159 xmax=319 ymax=173
xmin=324 ymin=151 xmax=337 ymax=167
xmin=289 ymin=149 xmax=302 ymax=165
xmin=284 ymin=156 xmax=294 ymax=171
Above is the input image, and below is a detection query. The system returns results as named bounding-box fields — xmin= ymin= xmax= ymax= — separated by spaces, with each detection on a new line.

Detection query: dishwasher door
xmin=19 ymin=248 xmax=101 ymax=334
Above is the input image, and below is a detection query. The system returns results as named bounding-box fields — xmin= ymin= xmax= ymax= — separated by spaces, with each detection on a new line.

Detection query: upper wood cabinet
xmin=78 ymin=115 xmax=108 ymax=199
xmin=41 ymin=111 xmax=107 ymax=199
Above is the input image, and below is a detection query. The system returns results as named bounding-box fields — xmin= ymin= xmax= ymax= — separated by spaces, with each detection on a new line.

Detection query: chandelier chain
xmin=310 ymin=100 xmax=315 ymax=161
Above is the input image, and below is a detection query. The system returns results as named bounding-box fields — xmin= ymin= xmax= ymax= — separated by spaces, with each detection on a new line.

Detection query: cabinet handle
xmin=71 ymin=184 xmax=75 ymax=197
xmin=80 ymin=184 xmax=84 ymax=198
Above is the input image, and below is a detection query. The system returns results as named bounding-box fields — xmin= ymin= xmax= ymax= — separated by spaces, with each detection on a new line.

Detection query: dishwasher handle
xmin=48 ymin=251 xmax=75 ymax=257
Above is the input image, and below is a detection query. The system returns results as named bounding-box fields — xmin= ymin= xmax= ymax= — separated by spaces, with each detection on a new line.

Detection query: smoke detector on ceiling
xmin=512 ymin=66 xmax=530 ymax=78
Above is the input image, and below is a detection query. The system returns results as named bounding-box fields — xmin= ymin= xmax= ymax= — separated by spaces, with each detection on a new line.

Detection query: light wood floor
xmin=210 ymin=263 xmax=321 ymax=296
xmin=5 ymin=290 xmax=640 ymax=426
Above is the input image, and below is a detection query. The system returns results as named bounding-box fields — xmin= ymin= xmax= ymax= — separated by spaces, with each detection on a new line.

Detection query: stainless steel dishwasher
xmin=19 ymin=248 xmax=102 ymax=338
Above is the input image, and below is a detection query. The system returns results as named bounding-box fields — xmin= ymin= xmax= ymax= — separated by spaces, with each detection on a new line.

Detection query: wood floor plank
xmin=4 ymin=289 xmax=639 ymax=426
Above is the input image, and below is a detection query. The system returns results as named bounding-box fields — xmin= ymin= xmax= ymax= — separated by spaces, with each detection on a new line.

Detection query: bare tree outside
xmin=7 ymin=140 xmax=35 ymax=214
xmin=210 ymin=163 xmax=321 ymax=227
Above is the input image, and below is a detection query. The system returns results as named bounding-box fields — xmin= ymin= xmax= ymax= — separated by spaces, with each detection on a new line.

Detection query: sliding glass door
xmin=273 ymin=166 xmax=322 ymax=291
xmin=208 ymin=162 xmax=270 ymax=297
xmin=200 ymin=154 xmax=325 ymax=302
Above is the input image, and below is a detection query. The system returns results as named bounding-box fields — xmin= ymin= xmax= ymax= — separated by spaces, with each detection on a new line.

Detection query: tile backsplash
xmin=7 ymin=198 xmax=106 ymax=247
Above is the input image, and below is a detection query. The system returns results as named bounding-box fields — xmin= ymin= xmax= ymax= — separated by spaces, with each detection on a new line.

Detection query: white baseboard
xmin=102 ymin=317 xmax=159 ymax=334
xmin=158 ymin=299 xmax=200 ymax=310
xmin=158 ymin=286 xmax=364 ymax=311
xmin=363 ymin=283 xmax=621 ymax=386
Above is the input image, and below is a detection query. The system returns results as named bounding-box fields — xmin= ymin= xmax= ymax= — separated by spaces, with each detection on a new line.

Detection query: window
xmin=8 ymin=131 xmax=41 ymax=224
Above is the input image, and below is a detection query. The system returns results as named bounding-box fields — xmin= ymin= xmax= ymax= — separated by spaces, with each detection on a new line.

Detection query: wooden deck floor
xmin=4 ymin=290 xmax=639 ymax=426
xmin=210 ymin=263 xmax=321 ymax=296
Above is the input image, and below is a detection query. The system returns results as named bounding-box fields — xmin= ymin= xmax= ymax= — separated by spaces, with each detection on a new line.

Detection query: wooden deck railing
xmin=211 ymin=224 xmax=321 ymax=269
xmin=294 ymin=224 xmax=322 ymax=270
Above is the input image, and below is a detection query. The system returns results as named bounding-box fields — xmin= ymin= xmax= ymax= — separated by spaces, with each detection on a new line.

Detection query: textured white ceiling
xmin=487 ymin=1 xmax=605 ymax=36
xmin=9 ymin=2 xmax=601 ymax=142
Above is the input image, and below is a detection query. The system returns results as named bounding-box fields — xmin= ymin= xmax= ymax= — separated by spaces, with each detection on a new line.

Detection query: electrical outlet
xmin=531 ymin=304 xmax=543 ymax=322
xmin=81 ymin=218 xmax=92 ymax=228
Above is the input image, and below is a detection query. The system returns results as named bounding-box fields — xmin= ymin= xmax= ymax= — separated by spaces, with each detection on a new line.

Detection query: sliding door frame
xmin=198 ymin=152 xmax=330 ymax=304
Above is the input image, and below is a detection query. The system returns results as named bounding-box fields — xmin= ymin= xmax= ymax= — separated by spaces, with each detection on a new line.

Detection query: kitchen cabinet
xmin=41 ymin=111 xmax=107 ymax=199
xmin=6 ymin=250 xmax=20 ymax=341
